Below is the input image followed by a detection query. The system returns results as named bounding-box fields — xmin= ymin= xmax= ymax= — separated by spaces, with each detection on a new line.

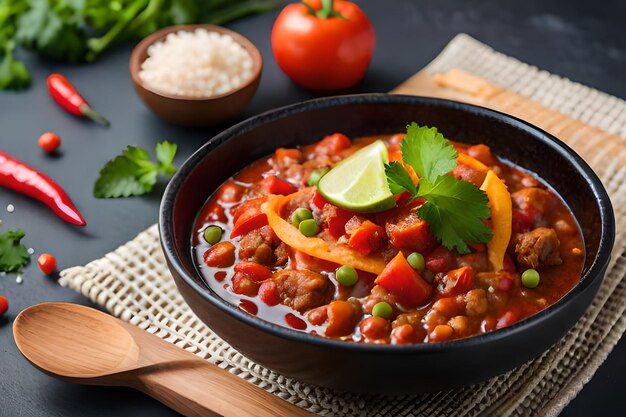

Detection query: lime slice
xmin=317 ymin=140 xmax=396 ymax=213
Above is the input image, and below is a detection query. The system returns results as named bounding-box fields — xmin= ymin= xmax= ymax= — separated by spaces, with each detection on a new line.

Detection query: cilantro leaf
xmin=385 ymin=161 xmax=417 ymax=196
xmin=0 ymin=228 xmax=30 ymax=272
xmin=401 ymin=122 xmax=458 ymax=183
xmin=417 ymin=176 xmax=492 ymax=254
xmin=94 ymin=141 xmax=178 ymax=198
xmin=0 ymin=44 xmax=31 ymax=90
xmin=155 ymin=140 xmax=178 ymax=176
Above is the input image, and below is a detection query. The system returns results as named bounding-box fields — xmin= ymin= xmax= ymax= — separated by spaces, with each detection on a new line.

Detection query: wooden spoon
xmin=13 ymin=303 xmax=313 ymax=417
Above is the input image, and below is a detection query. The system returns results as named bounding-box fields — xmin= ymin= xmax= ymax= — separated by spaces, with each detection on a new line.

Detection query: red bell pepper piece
xmin=347 ymin=220 xmax=385 ymax=255
xmin=234 ymin=261 xmax=273 ymax=282
xmin=231 ymin=197 xmax=269 ymax=238
xmin=437 ymin=266 xmax=475 ymax=296
xmin=314 ymin=133 xmax=351 ymax=155
xmin=374 ymin=252 xmax=433 ymax=307
xmin=326 ymin=206 xmax=354 ymax=239
xmin=262 ymin=175 xmax=298 ymax=195
xmin=311 ymin=188 xmax=327 ymax=210
xmin=0 ymin=151 xmax=86 ymax=226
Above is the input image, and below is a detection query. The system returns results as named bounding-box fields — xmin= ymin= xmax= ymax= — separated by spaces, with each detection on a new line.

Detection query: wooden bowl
xmin=159 ymin=94 xmax=615 ymax=393
xmin=129 ymin=24 xmax=262 ymax=127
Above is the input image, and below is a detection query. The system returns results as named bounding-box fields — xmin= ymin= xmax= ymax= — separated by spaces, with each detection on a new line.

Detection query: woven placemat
xmin=60 ymin=34 xmax=626 ymax=417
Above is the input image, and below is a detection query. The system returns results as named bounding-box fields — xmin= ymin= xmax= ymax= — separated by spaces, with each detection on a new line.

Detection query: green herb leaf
xmin=94 ymin=141 xmax=178 ymax=198
xmin=0 ymin=43 xmax=31 ymax=90
xmin=417 ymin=176 xmax=492 ymax=254
xmin=401 ymin=122 xmax=458 ymax=183
xmin=155 ymin=140 xmax=178 ymax=176
xmin=0 ymin=228 xmax=30 ymax=272
xmin=385 ymin=161 xmax=417 ymax=196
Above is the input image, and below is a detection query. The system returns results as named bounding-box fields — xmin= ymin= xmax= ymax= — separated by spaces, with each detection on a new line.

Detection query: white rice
xmin=139 ymin=29 xmax=254 ymax=98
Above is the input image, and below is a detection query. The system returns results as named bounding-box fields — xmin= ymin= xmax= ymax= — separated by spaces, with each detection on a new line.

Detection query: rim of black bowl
xmin=160 ymin=93 xmax=615 ymax=353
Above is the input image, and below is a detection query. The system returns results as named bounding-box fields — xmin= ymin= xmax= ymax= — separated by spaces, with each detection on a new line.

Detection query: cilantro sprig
xmin=385 ymin=123 xmax=492 ymax=254
xmin=0 ymin=228 xmax=30 ymax=273
xmin=94 ymin=141 xmax=177 ymax=198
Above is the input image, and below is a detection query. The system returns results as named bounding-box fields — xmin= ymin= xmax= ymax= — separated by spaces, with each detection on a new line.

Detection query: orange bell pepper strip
xmin=480 ymin=170 xmax=512 ymax=271
xmin=457 ymin=153 xmax=489 ymax=173
xmin=264 ymin=189 xmax=386 ymax=274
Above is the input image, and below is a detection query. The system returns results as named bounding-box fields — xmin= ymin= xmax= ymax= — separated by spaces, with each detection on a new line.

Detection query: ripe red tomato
xmin=0 ymin=295 xmax=8 ymax=315
xmin=38 ymin=132 xmax=61 ymax=153
xmin=271 ymin=0 xmax=375 ymax=90
xmin=38 ymin=253 xmax=57 ymax=275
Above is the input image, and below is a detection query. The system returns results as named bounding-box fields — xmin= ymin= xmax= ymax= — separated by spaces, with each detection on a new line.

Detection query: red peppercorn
xmin=38 ymin=132 xmax=61 ymax=153
xmin=38 ymin=253 xmax=57 ymax=275
xmin=0 ymin=295 xmax=8 ymax=315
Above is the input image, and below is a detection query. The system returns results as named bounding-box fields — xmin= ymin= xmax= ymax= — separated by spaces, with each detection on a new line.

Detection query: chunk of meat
xmin=270 ymin=269 xmax=334 ymax=312
xmin=515 ymin=227 xmax=562 ymax=269
xmin=238 ymin=225 xmax=288 ymax=267
xmin=511 ymin=187 xmax=556 ymax=214
xmin=384 ymin=210 xmax=437 ymax=252
xmin=465 ymin=144 xmax=499 ymax=167
xmin=465 ymin=289 xmax=488 ymax=316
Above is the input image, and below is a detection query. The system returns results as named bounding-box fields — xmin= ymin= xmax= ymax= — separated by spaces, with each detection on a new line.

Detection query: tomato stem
xmin=303 ymin=0 xmax=346 ymax=19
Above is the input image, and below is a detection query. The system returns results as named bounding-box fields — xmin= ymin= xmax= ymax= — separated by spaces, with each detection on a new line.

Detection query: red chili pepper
xmin=47 ymin=74 xmax=110 ymax=126
xmin=0 ymin=151 xmax=86 ymax=226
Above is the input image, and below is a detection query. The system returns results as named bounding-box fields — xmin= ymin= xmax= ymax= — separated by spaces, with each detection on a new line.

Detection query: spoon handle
xmin=132 ymin=358 xmax=313 ymax=417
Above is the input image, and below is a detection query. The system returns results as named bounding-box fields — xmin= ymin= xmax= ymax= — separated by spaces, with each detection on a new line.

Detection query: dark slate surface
xmin=1 ymin=1 xmax=625 ymax=416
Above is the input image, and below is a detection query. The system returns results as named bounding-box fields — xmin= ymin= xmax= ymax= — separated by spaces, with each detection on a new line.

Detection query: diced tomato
xmin=231 ymin=198 xmax=268 ymax=238
xmin=311 ymin=189 xmax=327 ymax=210
xmin=234 ymin=261 xmax=273 ymax=282
xmin=386 ymin=214 xmax=437 ymax=252
xmin=274 ymin=148 xmax=303 ymax=163
xmin=392 ymin=324 xmax=417 ymax=345
xmin=393 ymin=191 xmax=412 ymax=205
xmin=203 ymin=242 xmax=236 ymax=267
xmin=232 ymin=272 xmax=260 ymax=296
xmin=374 ymin=252 xmax=433 ymax=307
xmin=359 ymin=316 xmax=390 ymax=340
xmin=215 ymin=181 xmax=245 ymax=204
xmin=261 ymin=175 xmax=298 ymax=195
xmin=314 ymin=133 xmax=351 ymax=156
xmin=325 ymin=300 xmax=358 ymax=337
xmin=437 ymin=266 xmax=475 ymax=296
xmin=322 ymin=205 xmax=354 ymax=239
xmin=512 ymin=206 xmax=540 ymax=234
xmin=425 ymin=246 xmax=455 ymax=273
xmin=347 ymin=220 xmax=385 ymax=256
xmin=206 ymin=204 xmax=227 ymax=223
xmin=496 ymin=308 xmax=521 ymax=329
xmin=258 ymin=280 xmax=281 ymax=306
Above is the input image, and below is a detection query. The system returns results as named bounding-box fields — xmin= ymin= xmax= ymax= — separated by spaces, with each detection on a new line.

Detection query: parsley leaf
xmin=0 ymin=43 xmax=31 ymax=90
xmin=94 ymin=141 xmax=178 ymax=198
xmin=417 ymin=176 xmax=492 ymax=254
xmin=0 ymin=228 xmax=30 ymax=272
xmin=384 ymin=123 xmax=492 ymax=253
xmin=401 ymin=122 xmax=458 ymax=183
xmin=385 ymin=161 xmax=417 ymax=195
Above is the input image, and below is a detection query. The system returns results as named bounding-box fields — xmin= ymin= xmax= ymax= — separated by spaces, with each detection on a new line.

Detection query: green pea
xmin=298 ymin=218 xmax=319 ymax=237
xmin=203 ymin=225 xmax=223 ymax=245
xmin=407 ymin=252 xmax=425 ymax=271
xmin=307 ymin=167 xmax=330 ymax=186
xmin=290 ymin=207 xmax=313 ymax=227
xmin=372 ymin=301 xmax=393 ymax=319
xmin=521 ymin=269 xmax=540 ymax=288
xmin=336 ymin=265 xmax=358 ymax=286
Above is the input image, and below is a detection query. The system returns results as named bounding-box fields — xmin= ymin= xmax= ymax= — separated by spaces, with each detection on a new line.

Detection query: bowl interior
xmin=163 ymin=94 xmax=612 ymax=343
xmin=129 ymin=24 xmax=263 ymax=101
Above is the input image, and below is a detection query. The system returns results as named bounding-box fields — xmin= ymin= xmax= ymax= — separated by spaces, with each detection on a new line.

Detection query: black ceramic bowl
xmin=159 ymin=94 xmax=614 ymax=394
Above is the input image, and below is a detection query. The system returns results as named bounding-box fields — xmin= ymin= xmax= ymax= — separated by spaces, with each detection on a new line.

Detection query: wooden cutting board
xmin=391 ymin=68 xmax=625 ymax=180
